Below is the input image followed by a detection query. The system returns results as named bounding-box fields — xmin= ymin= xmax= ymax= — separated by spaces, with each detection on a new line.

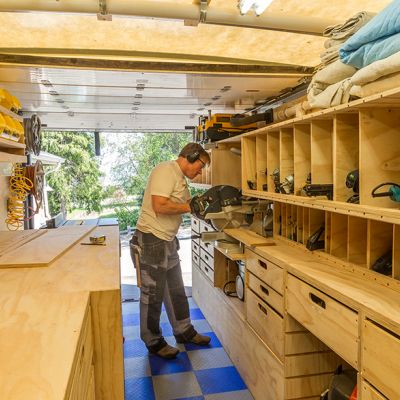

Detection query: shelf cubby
xmin=280 ymin=128 xmax=294 ymax=190
xmin=360 ymin=108 xmax=400 ymax=208
xmin=303 ymin=207 xmax=310 ymax=244
xmin=311 ymin=119 xmax=333 ymax=184
xmin=242 ymin=137 xmax=257 ymax=191
xmin=393 ymin=225 xmax=400 ymax=280
xmin=325 ymin=212 xmax=332 ymax=254
xmin=333 ymin=113 xmax=359 ymax=202
xmin=273 ymin=201 xmax=281 ymax=237
xmin=281 ymin=202 xmax=287 ymax=238
xmin=256 ymin=134 xmax=268 ymax=191
xmin=309 ymin=208 xmax=325 ymax=241
xmin=348 ymin=216 xmax=368 ymax=267
xmin=330 ymin=213 xmax=348 ymax=260
xmin=293 ymin=123 xmax=311 ymax=195
xmin=267 ymin=130 xmax=280 ymax=193
xmin=367 ymin=220 xmax=393 ymax=274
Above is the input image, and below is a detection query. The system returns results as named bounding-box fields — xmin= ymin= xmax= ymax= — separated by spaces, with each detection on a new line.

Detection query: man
xmin=132 ymin=142 xmax=211 ymax=359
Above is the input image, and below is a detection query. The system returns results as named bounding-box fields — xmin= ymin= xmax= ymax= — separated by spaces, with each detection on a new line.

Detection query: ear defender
xmin=187 ymin=151 xmax=200 ymax=163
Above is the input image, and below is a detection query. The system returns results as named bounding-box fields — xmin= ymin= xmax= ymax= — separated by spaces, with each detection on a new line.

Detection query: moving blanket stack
xmin=308 ymin=0 xmax=400 ymax=109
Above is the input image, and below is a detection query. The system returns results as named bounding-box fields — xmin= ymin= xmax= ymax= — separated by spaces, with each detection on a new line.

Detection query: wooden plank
xmin=311 ymin=119 xmax=333 ymax=184
xmin=193 ymin=265 xmax=285 ymax=400
xmin=0 ymin=291 xmax=90 ymax=400
xmin=242 ymin=137 xmax=257 ymax=191
xmin=285 ymin=352 xmax=342 ymax=378
xmin=0 ymin=229 xmax=47 ymax=255
xmin=256 ymin=134 xmax=268 ymax=191
xmin=285 ymin=374 xmax=333 ymax=400
xmin=267 ymin=131 xmax=280 ymax=194
xmin=0 ymin=150 xmax=26 ymax=163
xmin=285 ymin=331 xmax=330 ymax=355
xmin=361 ymin=380 xmax=387 ymax=400
xmin=0 ymin=137 xmax=25 ymax=149
xmin=293 ymin=124 xmax=311 ymax=195
xmin=333 ymin=113 xmax=359 ymax=202
xmin=394 ymin=225 xmax=400 ymax=280
xmin=212 ymin=147 xmax=241 ymax=188
xmin=286 ymin=274 xmax=359 ymax=368
xmin=224 ymin=228 xmax=276 ymax=247
xmin=0 ymin=226 xmax=96 ymax=268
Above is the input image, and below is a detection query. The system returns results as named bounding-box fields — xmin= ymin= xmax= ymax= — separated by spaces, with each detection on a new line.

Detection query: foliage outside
xmin=42 ymin=131 xmax=104 ymax=215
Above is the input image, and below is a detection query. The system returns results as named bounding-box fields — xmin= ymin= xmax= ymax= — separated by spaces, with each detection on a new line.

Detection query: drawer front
xmin=248 ymin=272 xmax=283 ymax=315
xmin=363 ymin=320 xmax=400 ymax=399
xmin=192 ymin=253 xmax=200 ymax=267
xmin=192 ymin=230 xmax=200 ymax=245
xmin=200 ymin=247 xmax=214 ymax=270
xmin=361 ymin=381 xmax=386 ymax=400
xmin=200 ymin=220 xmax=214 ymax=233
xmin=192 ymin=241 xmax=200 ymax=256
xmin=191 ymin=217 xmax=200 ymax=233
xmin=200 ymin=240 xmax=214 ymax=258
xmin=245 ymin=249 xmax=283 ymax=294
xmin=246 ymin=288 xmax=284 ymax=360
xmin=200 ymin=259 xmax=214 ymax=282
xmin=286 ymin=274 xmax=359 ymax=368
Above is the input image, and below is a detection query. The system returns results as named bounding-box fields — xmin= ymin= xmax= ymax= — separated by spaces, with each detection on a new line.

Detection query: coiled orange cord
xmin=6 ymin=163 xmax=33 ymax=230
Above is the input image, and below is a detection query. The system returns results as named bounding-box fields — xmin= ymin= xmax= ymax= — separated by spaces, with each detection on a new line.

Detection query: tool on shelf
xmin=371 ymin=250 xmax=392 ymax=276
xmin=306 ymin=225 xmax=325 ymax=251
xmin=346 ymin=169 xmax=359 ymax=204
xmin=302 ymin=184 xmax=333 ymax=200
xmin=371 ymin=182 xmax=400 ymax=202
xmin=280 ymin=174 xmax=294 ymax=194
xmin=271 ymin=168 xmax=280 ymax=193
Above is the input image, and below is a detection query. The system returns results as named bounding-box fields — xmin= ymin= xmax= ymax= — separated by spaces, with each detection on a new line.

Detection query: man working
xmin=132 ymin=142 xmax=211 ymax=359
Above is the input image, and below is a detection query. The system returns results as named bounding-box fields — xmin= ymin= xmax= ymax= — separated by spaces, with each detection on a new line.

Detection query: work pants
xmin=133 ymin=230 xmax=196 ymax=352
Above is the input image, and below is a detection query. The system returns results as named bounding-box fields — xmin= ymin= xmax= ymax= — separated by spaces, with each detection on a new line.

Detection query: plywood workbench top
xmin=0 ymin=225 xmax=121 ymax=294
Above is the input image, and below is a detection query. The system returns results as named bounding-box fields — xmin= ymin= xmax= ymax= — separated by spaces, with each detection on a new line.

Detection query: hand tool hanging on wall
xmin=371 ymin=182 xmax=400 ymax=202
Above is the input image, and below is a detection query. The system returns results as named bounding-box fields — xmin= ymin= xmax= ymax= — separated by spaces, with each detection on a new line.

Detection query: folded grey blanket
xmin=323 ymin=11 xmax=376 ymax=40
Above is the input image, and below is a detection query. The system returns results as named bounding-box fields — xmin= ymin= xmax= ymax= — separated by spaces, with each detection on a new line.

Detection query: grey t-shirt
xmin=136 ymin=160 xmax=190 ymax=241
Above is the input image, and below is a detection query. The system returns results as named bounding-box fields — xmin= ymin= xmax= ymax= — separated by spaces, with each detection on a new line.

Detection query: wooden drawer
xmin=287 ymin=274 xmax=359 ymax=368
xmin=200 ymin=247 xmax=214 ymax=269
xmin=191 ymin=217 xmax=200 ymax=233
xmin=192 ymin=241 xmax=200 ymax=256
xmin=192 ymin=253 xmax=200 ymax=267
xmin=200 ymin=239 xmax=214 ymax=258
xmin=248 ymin=272 xmax=283 ymax=315
xmin=192 ymin=230 xmax=200 ymax=245
xmin=246 ymin=248 xmax=283 ymax=294
xmin=200 ymin=259 xmax=214 ymax=282
xmin=363 ymin=320 xmax=400 ymax=399
xmin=200 ymin=220 xmax=214 ymax=233
xmin=361 ymin=380 xmax=387 ymax=400
xmin=246 ymin=288 xmax=284 ymax=360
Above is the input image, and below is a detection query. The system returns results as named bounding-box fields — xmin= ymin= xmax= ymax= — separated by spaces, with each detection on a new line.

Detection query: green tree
xmin=42 ymin=131 xmax=104 ymax=215
xmin=112 ymin=132 xmax=192 ymax=197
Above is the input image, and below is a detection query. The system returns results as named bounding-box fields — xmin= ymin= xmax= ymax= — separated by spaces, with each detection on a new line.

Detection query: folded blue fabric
xmin=340 ymin=0 xmax=400 ymax=68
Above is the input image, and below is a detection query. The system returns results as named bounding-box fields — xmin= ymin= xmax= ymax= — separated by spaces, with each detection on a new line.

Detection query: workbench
xmin=0 ymin=225 xmax=124 ymax=400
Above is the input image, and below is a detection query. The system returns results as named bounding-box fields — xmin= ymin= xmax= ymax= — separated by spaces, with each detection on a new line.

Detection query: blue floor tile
xmin=123 ymin=313 xmax=140 ymax=327
xmin=175 ymin=397 xmax=205 ymax=400
xmin=149 ymin=351 xmax=193 ymax=376
xmin=184 ymin=332 xmax=222 ymax=352
xmin=190 ymin=308 xmax=205 ymax=320
xmin=124 ymin=338 xmax=148 ymax=358
xmin=125 ymin=376 xmax=155 ymax=400
xmin=195 ymin=366 xmax=247 ymax=395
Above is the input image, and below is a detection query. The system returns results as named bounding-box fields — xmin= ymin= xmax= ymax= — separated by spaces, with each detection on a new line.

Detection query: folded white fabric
xmin=320 ymin=44 xmax=342 ymax=65
xmin=324 ymin=38 xmax=346 ymax=49
xmin=350 ymin=51 xmax=400 ymax=85
xmin=350 ymin=71 xmax=400 ymax=97
xmin=323 ymin=11 xmax=376 ymax=40
xmin=308 ymin=78 xmax=352 ymax=109
xmin=309 ymin=60 xmax=356 ymax=88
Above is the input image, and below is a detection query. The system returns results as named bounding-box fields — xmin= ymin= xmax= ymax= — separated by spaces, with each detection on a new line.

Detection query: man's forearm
xmin=153 ymin=198 xmax=191 ymax=215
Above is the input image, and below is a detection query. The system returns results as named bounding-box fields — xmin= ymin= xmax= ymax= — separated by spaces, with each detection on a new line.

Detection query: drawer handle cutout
xmin=260 ymin=285 xmax=269 ymax=296
xmin=258 ymin=260 xmax=267 ymax=269
xmin=309 ymin=293 xmax=326 ymax=309
xmin=258 ymin=303 xmax=268 ymax=315
xmin=205 ymin=266 xmax=209 ymax=273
